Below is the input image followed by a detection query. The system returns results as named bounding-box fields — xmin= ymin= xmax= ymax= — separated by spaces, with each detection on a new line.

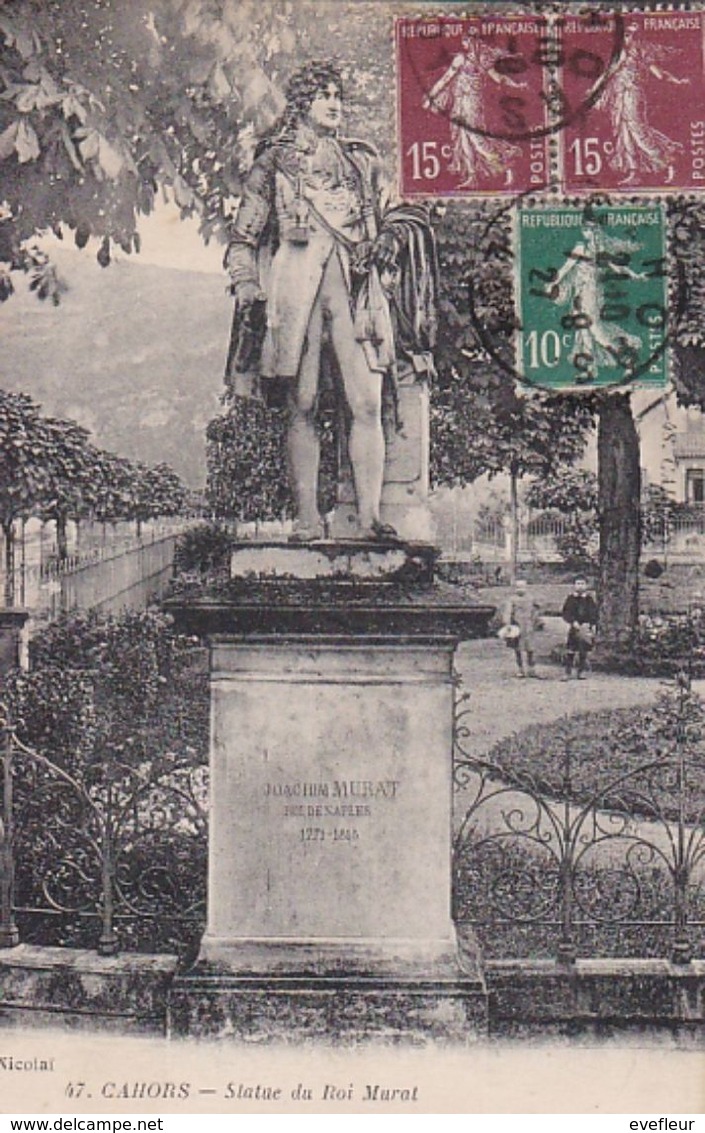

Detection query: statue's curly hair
xmin=284 ymin=60 xmax=344 ymax=117
xmin=254 ymin=60 xmax=344 ymax=157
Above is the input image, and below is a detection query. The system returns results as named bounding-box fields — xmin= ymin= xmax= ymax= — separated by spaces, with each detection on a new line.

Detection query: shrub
xmin=481 ymin=683 xmax=705 ymax=822
xmin=4 ymin=667 xmax=97 ymax=775
xmin=2 ymin=608 xmax=210 ymax=955
xmin=173 ymin=522 xmax=233 ymax=577
xmin=634 ymin=610 xmax=705 ymax=675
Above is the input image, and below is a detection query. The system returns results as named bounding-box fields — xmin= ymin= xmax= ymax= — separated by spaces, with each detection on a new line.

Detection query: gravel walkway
xmin=452 ymin=620 xmax=705 ymax=858
xmin=453 ymin=616 xmax=703 ymax=764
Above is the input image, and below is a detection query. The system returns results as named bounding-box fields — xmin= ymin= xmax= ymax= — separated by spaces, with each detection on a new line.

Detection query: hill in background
xmin=0 ymin=245 xmax=233 ymax=487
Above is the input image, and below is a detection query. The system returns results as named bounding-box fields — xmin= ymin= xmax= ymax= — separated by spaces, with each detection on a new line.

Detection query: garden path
xmin=453 ymin=620 xmax=705 ymax=871
xmin=454 ymin=616 xmax=705 ymax=765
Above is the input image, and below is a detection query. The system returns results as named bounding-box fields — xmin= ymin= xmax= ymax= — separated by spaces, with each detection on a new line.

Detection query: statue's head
xmin=284 ymin=61 xmax=344 ymax=132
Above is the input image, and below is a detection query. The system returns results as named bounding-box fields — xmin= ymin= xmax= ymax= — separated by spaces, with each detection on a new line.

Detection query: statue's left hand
xmin=372 ymin=229 xmax=398 ymax=271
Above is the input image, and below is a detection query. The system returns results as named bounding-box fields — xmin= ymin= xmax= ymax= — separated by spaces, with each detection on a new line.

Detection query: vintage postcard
xmin=0 ymin=0 xmax=704 ymax=1117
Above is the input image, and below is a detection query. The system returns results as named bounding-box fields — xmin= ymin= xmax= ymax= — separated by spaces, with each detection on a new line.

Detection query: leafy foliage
xmin=5 ymin=665 xmax=98 ymax=772
xmin=0 ymin=390 xmax=55 ymax=528
xmin=206 ymin=398 xmax=290 ymax=521
xmin=173 ymin=521 xmax=233 ymax=575
xmin=431 ymin=203 xmax=595 ymax=489
xmin=0 ymin=387 xmax=187 ymax=588
xmin=28 ymin=607 xmax=195 ymax=716
xmin=526 ymin=469 xmax=598 ymax=516
xmin=130 ymin=461 xmax=187 ymax=533
xmin=2 ymin=606 xmax=209 ymax=954
xmin=640 ymin=484 xmax=680 ymax=548
xmin=524 ymin=470 xmax=599 ymax=569
xmin=0 ymin=0 xmax=396 ymax=299
xmin=635 ymin=609 xmax=705 ymax=676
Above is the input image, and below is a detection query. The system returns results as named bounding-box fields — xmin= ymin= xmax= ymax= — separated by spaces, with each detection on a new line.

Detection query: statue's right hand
xmin=230 ymin=279 xmax=266 ymax=306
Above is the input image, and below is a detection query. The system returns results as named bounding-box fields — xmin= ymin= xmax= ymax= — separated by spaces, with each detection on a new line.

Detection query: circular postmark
xmin=461 ymin=187 xmax=684 ymax=393
xmin=397 ymin=8 xmax=626 ymax=148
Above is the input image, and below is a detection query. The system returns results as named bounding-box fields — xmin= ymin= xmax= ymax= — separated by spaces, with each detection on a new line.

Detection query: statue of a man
xmin=224 ymin=60 xmax=409 ymax=542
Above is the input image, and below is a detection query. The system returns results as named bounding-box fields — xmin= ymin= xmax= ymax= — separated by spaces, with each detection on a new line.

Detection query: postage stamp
xmin=515 ymin=203 xmax=668 ymax=390
xmin=560 ymin=9 xmax=705 ymax=193
xmin=395 ymin=13 xmax=553 ymax=196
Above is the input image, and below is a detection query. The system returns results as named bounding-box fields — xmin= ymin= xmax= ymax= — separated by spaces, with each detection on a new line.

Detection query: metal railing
xmin=452 ymin=677 xmax=705 ymax=964
xmin=1 ymin=522 xmax=191 ymax=620
xmin=0 ymin=702 xmax=207 ymax=956
xmin=434 ymin=508 xmax=705 ymax=563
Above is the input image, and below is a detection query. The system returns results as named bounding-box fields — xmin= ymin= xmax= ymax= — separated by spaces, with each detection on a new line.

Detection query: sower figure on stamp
xmin=561 ymin=576 xmax=598 ymax=681
xmin=224 ymin=60 xmax=437 ymax=542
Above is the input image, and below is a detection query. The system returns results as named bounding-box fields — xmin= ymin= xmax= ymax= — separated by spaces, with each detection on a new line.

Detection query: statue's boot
xmin=288 ymin=518 xmax=326 ymax=544
xmin=356 ymin=518 xmax=403 ymax=544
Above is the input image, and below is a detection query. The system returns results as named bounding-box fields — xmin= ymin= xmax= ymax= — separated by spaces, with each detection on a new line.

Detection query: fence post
xmin=556 ymin=744 xmax=577 ymax=965
xmin=97 ymin=780 xmax=119 ymax=956
xmin=0 ymin=721 xmax=19 ymax=947
xmin=671 ymin=679 xmax=693 ymax=965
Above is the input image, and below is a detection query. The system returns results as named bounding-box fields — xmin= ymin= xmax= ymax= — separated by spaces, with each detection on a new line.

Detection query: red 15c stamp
xmin=396 ymin=10 xmax=705 ymax=196
xmin=396 ymin=14 xmax=553 ymax=197
xmin=561 ymin=9 xmax=705 ymax=193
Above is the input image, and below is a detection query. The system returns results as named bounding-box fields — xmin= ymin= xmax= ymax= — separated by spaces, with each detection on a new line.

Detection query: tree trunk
xmin=3 ymin=519 xmax=15 ymax=607
xmin=56 ymin=513 xmax=68 ymax=563
xmin=597 ymin=394 xmax=641 ymax=653
xmin=509 ymin=466 xmax=519 ymax=584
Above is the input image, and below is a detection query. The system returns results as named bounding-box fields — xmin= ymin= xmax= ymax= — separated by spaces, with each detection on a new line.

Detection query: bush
xmin=4 ymin=667 xmax=97 ymax=775
xmin=481 ymin=683 xmax=705 ymax=822
xmin=553 ymin=514 xmax=597 ymax=571
xmin=174 ymin=522 xmax=233 ymax=577
xmin=634 ymin=610 xmax=705 ymax=675
xmin=2 ymin=608 xmax=210 ymax=955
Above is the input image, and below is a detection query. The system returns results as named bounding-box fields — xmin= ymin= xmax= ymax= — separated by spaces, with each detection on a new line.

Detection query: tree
xmin=39 ymin=417 xmax=101 ymax=561
xmin=0 ymin=0 xmax=246 ymax=289
xmin=591 ymin=202 xmax=705 ymax=650
xmin=3 ymin=2 xmax=702 ymax=650
xmin=526 ymin=469 xmax=598 ymax=569
xmin=0 ymin=390 xmax=58 ymax=602
xmin=206 ymin=400 xmax=290 ymax=523
xmin=130 ymin=461 xmax=186 ymax=537
xmin=91 ymin=451 xmax=138 ymax=530
xmin=0 ymin=0 xmax=394 ymax=296
xmin=431 ymin=203 xmax=595 ymax=579
xmin=436 ymin=190 xmax=705 ymax=650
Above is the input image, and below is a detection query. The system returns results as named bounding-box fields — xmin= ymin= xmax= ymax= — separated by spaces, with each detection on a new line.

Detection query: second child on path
xmin=562 ymin=576 xmax=598 ymax=680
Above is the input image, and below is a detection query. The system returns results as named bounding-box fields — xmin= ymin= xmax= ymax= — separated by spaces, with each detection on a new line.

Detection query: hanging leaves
xmin=0 ymin=120 xmax=18 ymax=159
xmin=96 ymin=134 xmax=124 ymax=179
xmin=97 ymin=235 xmax=111 ymax=268
xmin=14 ymin=117 xmax=39 ymax=162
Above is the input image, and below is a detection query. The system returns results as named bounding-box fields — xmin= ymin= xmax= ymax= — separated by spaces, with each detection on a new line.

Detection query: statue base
xmin=165 ymin=541 xmax=494 ymax=1042
xmin=168 ymin=942 xmax=487 ymax=1043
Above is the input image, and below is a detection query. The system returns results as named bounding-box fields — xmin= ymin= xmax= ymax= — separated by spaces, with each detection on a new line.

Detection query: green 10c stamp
xmin=516 ymin=204 xmax=668 ymax=390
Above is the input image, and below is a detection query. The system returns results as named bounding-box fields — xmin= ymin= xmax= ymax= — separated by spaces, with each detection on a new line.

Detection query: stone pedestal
xmin=205 ymin=634 xmax=454 ymax=950
xmin=167 ymin=544 xmax=493 ymax=1041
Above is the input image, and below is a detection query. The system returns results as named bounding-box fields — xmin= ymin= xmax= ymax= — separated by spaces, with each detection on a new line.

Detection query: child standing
xmin=503 ymin=578 xmax=542 ymax=678
xmin=561 ymin=576 xmax=598 ymax=680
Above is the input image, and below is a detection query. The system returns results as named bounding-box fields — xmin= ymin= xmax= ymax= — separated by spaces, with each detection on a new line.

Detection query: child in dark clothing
xmin=561 ymin=576 xmax=598 ymax=680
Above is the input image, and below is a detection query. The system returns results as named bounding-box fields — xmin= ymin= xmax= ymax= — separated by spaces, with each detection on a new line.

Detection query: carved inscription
xmin=263 ymin=779 xmax=400 ymax=844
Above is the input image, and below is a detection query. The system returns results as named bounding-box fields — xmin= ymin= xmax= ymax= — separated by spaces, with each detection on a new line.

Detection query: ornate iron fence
xmin=0 ymin=703 xmax=207 ymax=957
xmin=453 ymin=679 xmax=705 ymax=965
